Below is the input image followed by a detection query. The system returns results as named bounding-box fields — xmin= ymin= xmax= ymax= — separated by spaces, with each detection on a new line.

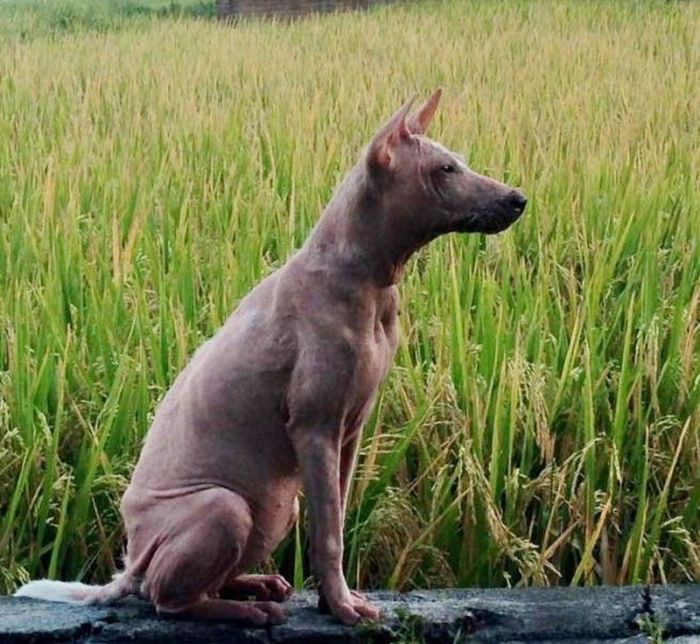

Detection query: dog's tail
xmin=14 ymin=572 xmax=135 ymax=605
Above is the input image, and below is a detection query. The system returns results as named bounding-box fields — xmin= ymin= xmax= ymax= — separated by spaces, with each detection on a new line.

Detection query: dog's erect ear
xmin=367 ymin=96 xmax=415 ymax=170
xmin=407 ymin=89 xmax=442 ymax=135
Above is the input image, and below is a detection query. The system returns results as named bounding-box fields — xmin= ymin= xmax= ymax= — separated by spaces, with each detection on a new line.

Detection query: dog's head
xmin=365 ymin=90 xmax=526 ymax=237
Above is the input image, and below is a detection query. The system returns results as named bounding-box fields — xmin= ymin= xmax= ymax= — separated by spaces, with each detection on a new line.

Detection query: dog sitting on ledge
xmin=16 ymin=90 xmax=526 ymax=625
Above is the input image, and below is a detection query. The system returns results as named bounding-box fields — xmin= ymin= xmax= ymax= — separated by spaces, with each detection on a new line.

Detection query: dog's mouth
xmin=453 ymin=202 xmax=525 ymax=235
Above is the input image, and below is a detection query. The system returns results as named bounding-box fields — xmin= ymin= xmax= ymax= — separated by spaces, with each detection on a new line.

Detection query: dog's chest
xmin=345 ymin=288 xmax=399 ymax=413
xmin=373 ymin=286 xmax=400 ymax=365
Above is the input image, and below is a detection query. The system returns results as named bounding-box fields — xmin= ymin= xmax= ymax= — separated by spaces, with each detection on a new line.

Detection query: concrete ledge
xmin=1 ymin=585 xmax=699 ymax=643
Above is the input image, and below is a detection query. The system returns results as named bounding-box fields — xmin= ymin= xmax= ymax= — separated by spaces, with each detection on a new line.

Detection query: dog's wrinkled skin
xmin=17 ymin=91 xmax=525 ymax=625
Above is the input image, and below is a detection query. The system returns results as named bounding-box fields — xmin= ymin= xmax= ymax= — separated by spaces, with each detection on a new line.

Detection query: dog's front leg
xmin=290 ymin=428 xmax=380 ymax=625
xmin=339 ymin=433 xmax=361 ymax=523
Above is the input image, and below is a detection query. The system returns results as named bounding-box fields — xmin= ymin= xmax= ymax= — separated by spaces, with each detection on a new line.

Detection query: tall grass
xmin=0 ymin=0 xmax=214 ymax=41
xmin=0 ymin=0 xmax=698 ymax=594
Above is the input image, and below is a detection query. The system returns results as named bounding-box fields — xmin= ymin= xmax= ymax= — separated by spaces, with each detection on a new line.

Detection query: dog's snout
xmin=508 ymin=190 xmax=527 ymax=213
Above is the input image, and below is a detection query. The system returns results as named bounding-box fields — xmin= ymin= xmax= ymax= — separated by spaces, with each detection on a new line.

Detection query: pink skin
xmin=220 ymin=574 xmax=293 ymax=602
xmin=108 ymin=90 xmax=526 ymax=625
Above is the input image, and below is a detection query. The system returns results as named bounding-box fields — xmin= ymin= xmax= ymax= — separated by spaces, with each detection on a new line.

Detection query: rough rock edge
xmin=0 ymin=585 xmax=698 ymax=643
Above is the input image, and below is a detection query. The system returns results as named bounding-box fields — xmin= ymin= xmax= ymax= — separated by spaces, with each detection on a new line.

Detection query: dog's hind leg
xmin=220 ymin=496 xmax=298 ymax=603
xmin=170 ymin=596 xmax=286 ymax=624
xmin=219 ymin=574 xmax=292 ymax=602
xmin=139 ymin=487 xmax=286 ymax=624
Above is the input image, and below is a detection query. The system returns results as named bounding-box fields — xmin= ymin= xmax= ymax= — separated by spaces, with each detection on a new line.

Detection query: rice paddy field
xmin=0 ymin=0 xmax=699 ymax=595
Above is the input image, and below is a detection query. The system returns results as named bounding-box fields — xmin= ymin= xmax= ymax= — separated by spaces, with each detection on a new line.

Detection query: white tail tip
xmin=14 ymin=579 xmax=95 ymax=603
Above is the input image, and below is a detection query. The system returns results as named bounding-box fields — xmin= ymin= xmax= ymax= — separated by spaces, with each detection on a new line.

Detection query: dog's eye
xmin=440 ymin=164 xmax=457 ymax=174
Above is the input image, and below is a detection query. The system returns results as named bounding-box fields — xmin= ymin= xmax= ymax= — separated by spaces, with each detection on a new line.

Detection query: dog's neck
xmin=302 ymin=163 xmax=429 ymax=288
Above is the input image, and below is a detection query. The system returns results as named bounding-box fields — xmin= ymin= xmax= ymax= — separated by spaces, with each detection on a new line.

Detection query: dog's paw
xmin=224 ymin=574 xmax=292 ymax=602
xmin=251 ymin=600 xmax=287 ymax=625
xmin=324 ymin=591 xmax=381 ymax=625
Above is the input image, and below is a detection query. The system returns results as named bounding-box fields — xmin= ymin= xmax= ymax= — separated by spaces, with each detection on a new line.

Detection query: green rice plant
xmin=0 ymin=0 xmax=698 ymax=595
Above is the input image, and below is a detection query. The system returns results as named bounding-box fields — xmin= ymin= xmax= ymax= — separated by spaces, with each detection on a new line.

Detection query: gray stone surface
xmin=649 ymin=585 xmax=700 ymax=639
xmin=0 ymin=585 xmax=698 ymax=643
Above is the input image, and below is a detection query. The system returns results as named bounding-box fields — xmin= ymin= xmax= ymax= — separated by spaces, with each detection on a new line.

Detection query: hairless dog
xmin=17 ymin=90 xmax=526 ymax=625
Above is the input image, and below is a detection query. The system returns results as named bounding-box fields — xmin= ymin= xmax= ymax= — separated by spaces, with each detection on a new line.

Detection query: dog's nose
xmin=508 ymin=190 xmax=527 ymax=213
